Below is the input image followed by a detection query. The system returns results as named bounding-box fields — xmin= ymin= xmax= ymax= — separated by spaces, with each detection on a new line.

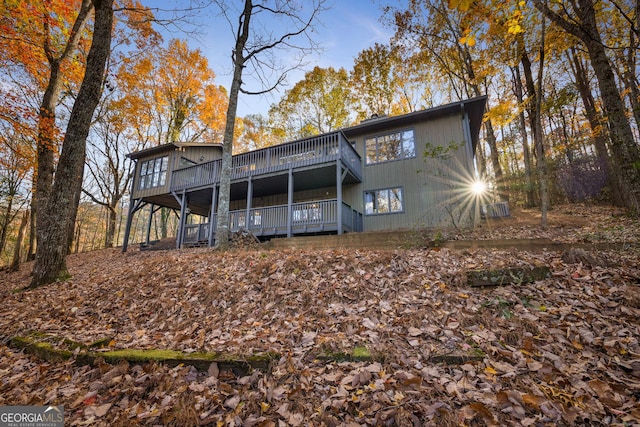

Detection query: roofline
xmin=126 ymin=96 xmax=487 ymax=160
xmin=127 ymin=142 xmax=223 ymax=160
xmin=342 ymin=95 xmax=487 ymax=153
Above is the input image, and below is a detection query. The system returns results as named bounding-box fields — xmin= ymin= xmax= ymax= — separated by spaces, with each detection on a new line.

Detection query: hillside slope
xmin=1 ymin=204 xmax=639 ymax=426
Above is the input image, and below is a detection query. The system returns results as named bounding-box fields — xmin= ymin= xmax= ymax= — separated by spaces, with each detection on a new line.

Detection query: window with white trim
xmin=365 ymin=129 xmax=415 ymax=164
xmin=364 ymin=187 xmax=404 ymax=215
xmin=139 ymin=156 xmax=168 ymax=190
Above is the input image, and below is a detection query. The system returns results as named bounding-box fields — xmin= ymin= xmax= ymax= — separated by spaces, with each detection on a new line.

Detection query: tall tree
xmin=30 ymin=0 xmax=114 ymax=288
xmin=566 ymin=47 xmax=623 ymax=205
xmin=532 ymin=0 xmax=640 ymax=214
xmin=213 ymin=0 xmax=325 ymax=249
xmin=113 ymin=38 xmax=227 ymax=146
xmin=389 ymin=0 xmax=508 ymax=201
xmin=0 ymin=138 xmax=30 ymax=256
xmin=270 ymin=66 xmax=352 ymax=139
xmin=350 ymin=43 xmax=402 ymax=119
xmin=1 ymin=0 xmax=94 ymax=264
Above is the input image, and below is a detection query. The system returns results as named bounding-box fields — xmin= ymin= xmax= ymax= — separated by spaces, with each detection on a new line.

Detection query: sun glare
xmin=471 ymin=180 xmax=487 ymax=195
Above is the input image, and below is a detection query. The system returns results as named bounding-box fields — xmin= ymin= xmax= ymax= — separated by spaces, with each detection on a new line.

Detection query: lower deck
xmin=181 ymin=199 xmax=363 ymax=245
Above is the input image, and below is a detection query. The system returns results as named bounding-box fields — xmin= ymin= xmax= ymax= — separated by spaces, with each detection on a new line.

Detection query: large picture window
xmin=365 ymin=129 xmax=415 ymax=164
xmin=139 ymin=156 xmax=168 ymax=190
xmin=364 ymin=188 xmax=404 ymax=215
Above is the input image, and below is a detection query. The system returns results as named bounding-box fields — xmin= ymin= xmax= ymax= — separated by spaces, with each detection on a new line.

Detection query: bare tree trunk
xmin=520 ymin=41 xmax=549 ymax=221
xmin=216 ymin=0 xmax=252 ymax=249
xmin=511 ymin=64 xmax=535 ymax=207
xmin=475 ymin=141 xmax=486 ymax=178
xmin=585 ymin=31 xmax=640 ymax=213
xmin=617 ymin=30 xmax=640 ymax=131
xmin=33 ymin=0 xmax=93 ymax=265
xmin=568 ymin=48 xmax=623 ymax=206
xmin=9 ymin=210 xmax=29 ymax=272
xmin=105 ymin=203 xmax=117 ymax=248
xmin=30 ymin=0 xmax=114 ymax=288
xmin=160 ymin=207 xmax=170 ymax=239
xmin=534 ymin=17 xmax=549 ymax=227
xmin=67 ymin=180 xmax=83 ymax=253
xmin=483 ymin=120 xmax=508 ymax=202
xmin=534 ymin=0 xmax=640 ymax=214
xmin=0 ymin=195 xmax=13 ymax=255
xmin=27 ymin=198 xmax=36 ymax=261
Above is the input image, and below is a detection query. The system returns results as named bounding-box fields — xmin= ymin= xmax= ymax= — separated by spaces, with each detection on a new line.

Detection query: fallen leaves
xmin=0 ymin=204 xmax=639 ymax=425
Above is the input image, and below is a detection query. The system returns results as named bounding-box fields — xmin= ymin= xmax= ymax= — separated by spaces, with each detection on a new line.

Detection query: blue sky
xmin=150 ymin=0 xmax=400 ymax=117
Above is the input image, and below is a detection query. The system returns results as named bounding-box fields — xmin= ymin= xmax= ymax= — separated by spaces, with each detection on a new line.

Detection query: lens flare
xmin=471 ymin=180 xmax=487 ymax=195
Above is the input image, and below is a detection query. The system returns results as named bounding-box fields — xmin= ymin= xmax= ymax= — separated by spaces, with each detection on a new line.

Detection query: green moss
xmin=55 ymin=269 xmax=72 ymax=283
xmin=9 ymin=333 xmax=279 ymax=374
xmin=10 ymin=337 xmax=73 ymax=362
xmin=101 ymin=349 xmax=220 ymax=362
xmin=352 ymin=346 xmax=371 ymax=359
xmin=317 ymin=345 xmax=374 ymax=362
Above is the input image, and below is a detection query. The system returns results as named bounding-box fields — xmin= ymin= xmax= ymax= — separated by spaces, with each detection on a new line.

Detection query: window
xmin=139 ymin=156 xmax=168 ymax=190
xmin=365 ymin=129 xmax=415 ymax=164
xmin=364 ymin=188 xmax=404 ymax=215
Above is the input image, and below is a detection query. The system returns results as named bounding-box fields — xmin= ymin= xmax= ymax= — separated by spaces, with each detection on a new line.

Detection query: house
xmin=121 ymin=96 xmax=486 ymax=251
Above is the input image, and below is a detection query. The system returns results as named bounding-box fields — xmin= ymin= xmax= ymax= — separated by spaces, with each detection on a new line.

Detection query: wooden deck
xmin=182 ymin=199 xmax=363 ymax=245
xmin=170 ymin=131 xmax=362 ymax=192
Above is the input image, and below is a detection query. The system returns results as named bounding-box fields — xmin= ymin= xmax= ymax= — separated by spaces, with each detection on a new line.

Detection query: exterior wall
xmin=349 ymin=113 xmax=473 ymax=231
xmin=177 ymin=145 xmax=223 ymax=165
xmin=131 ymin=145 xmax=223 ymax=200
xmin=131 ymin=149 xmax=175 ymax=200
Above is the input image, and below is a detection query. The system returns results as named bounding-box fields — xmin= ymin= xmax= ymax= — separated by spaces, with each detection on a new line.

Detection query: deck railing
xmin=481 ymin=201 xmax=510 ymax=218
xmin=171 ymin=131 xmax=361 ymax=192
xmin=182 ymin=199 xmax=362 ymax=244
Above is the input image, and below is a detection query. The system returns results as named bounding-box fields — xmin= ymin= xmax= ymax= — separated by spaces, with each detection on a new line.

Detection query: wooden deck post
xmin=336 ymin=160 xmax=343 ymax=235
xmin=208 ymin=185 xmax=218 ymax=247
xmin=145 ymin=203 xmax=154 ymax=246
xmin=287 ymin=168 xmax=293 ymax=238
xmin=176 ymin=190 xmax=187 ymax=249
xmin=121 ymin=198 xmax=143 ymax=252
xmin=245 ymin=177 xmax=253 ymax=231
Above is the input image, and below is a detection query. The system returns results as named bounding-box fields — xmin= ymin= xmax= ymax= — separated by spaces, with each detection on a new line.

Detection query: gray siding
xmin=131 ymin=145 xmax=222 ymax=200
xmin=349 ymin=113 xmax=473 ymax=231
xmin=178 ymin=145 xmax=223 ymax=164
xmin=131 ymin=150 xmax=175 ymax=199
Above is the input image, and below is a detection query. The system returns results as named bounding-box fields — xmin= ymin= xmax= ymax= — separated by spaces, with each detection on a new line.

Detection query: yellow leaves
xmin=506 ymin=3 xmax=525 ymax=35
xmin=508 ymin=23 xmax=523 ymax=35
xmin=485 ymin=366 xmax=498 ymax=375
xmin=459 ymin=28 xmax=477 ymax=47
xmin=448 ymin=0 xmax=476 ymax=12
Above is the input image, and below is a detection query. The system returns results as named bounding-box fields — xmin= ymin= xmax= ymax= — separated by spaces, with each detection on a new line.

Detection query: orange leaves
xmin=0 ymin=0 xmax=91 ymax=89
xmin=113 ymin=38 xmax=228 ymax=145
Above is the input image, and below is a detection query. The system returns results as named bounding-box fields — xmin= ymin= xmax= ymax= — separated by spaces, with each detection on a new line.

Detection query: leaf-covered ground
xmin=1 ymin=204 xmax=639 ymax=426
